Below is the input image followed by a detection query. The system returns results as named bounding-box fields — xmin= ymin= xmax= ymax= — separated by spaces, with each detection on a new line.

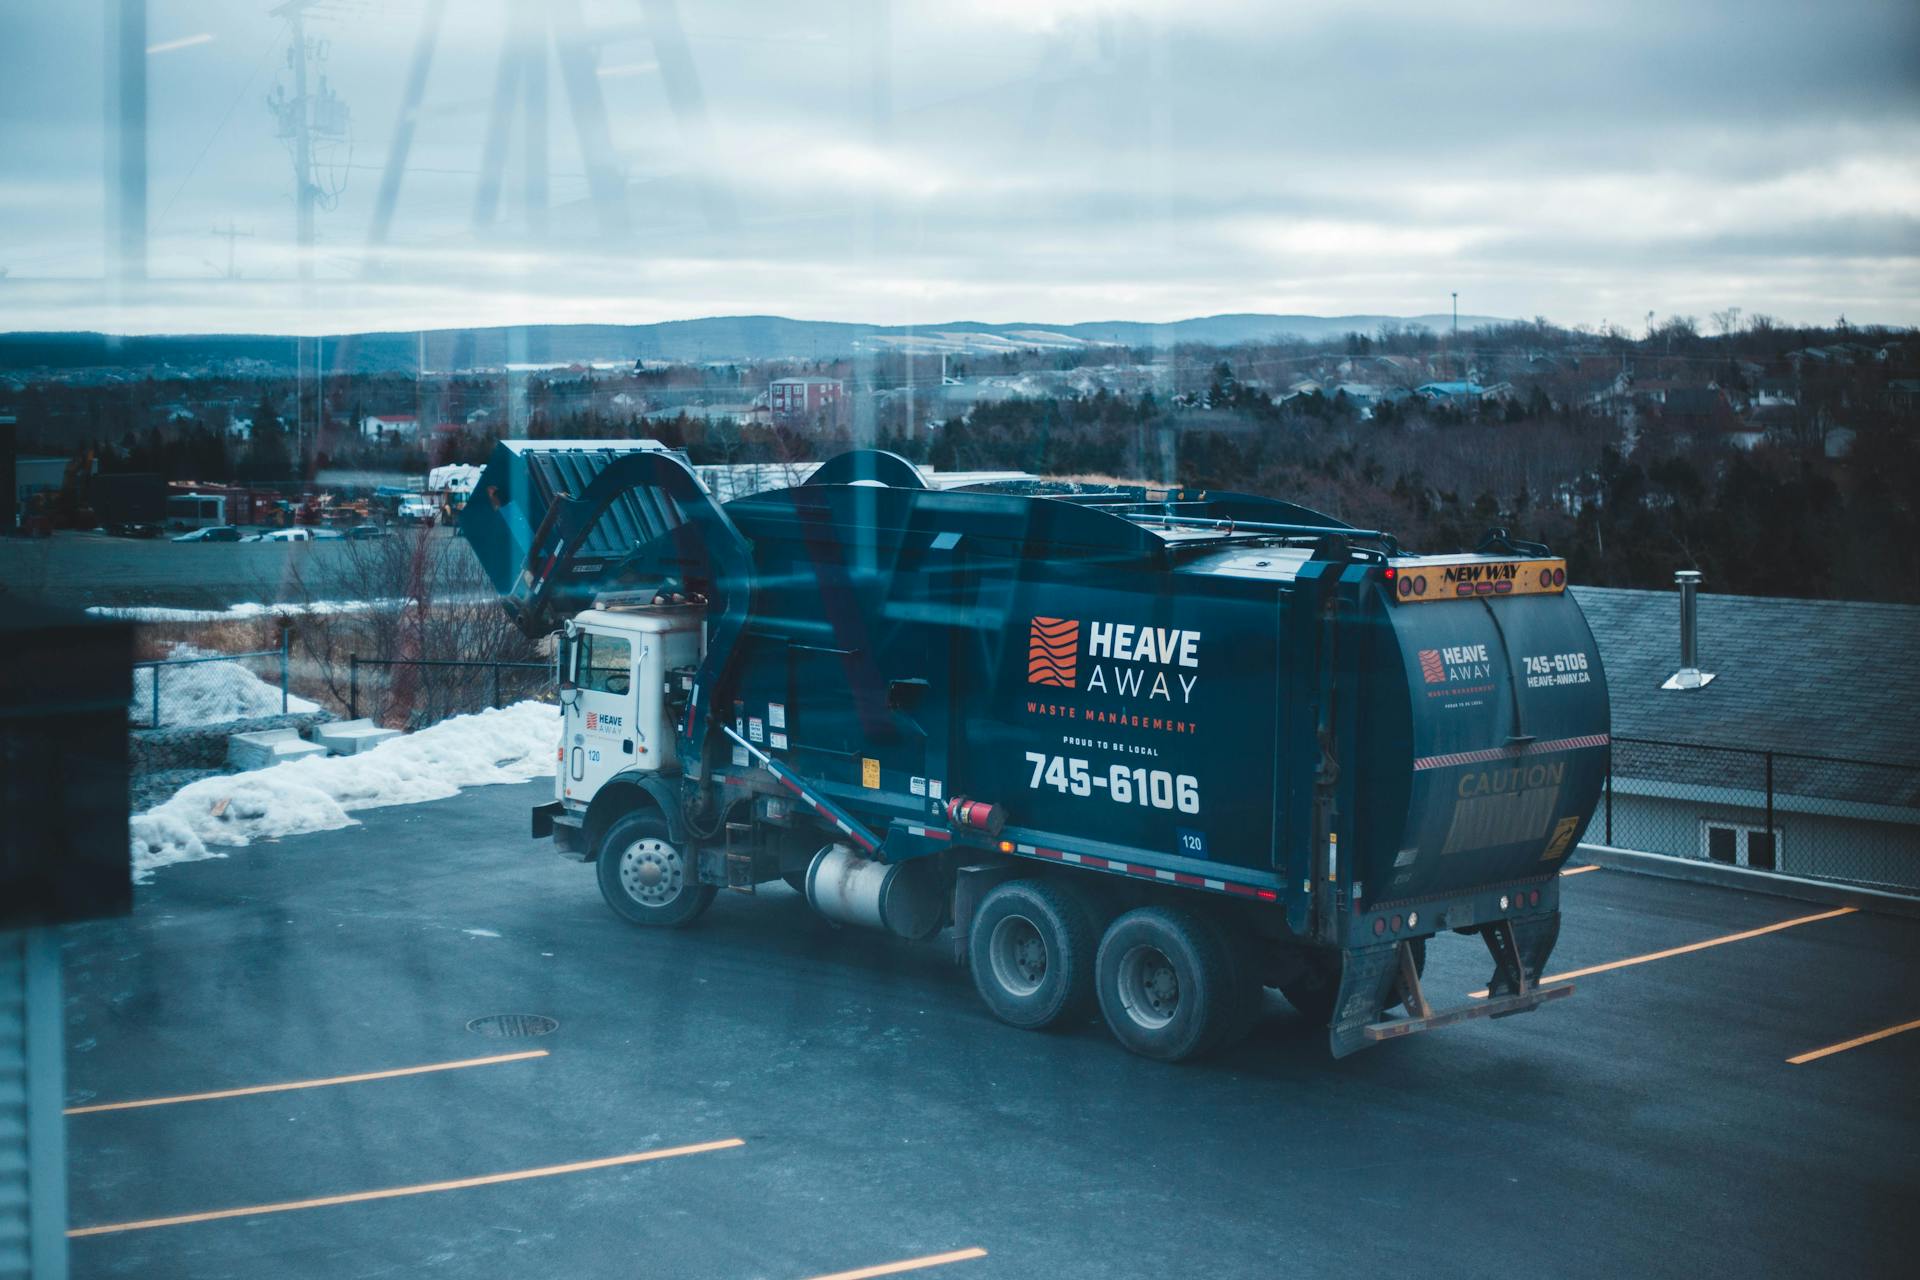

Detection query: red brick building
xmin=769 ymin=377 xmax=844 ymax=424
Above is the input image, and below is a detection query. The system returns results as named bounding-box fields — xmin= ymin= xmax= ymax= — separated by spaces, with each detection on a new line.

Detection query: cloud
xmin=0 ymin=0 xmax=1914 ymax=333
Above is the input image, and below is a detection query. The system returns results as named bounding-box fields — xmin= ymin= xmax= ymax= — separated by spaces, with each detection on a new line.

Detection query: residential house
xmin=1415 ymin=380 xmax=1493 ymax=406
xmin=360 ymin=413 xmax=420 ymax=441
xmin=1657 ymin=386 xmax=1749 ymax=444
xmin=769 ymin=376 xmax=844 ymax=424
xmin=1573 ymin=584 xmax=1920 ymax=891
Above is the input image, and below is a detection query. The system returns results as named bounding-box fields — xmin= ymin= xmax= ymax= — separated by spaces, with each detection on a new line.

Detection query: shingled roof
xmin=1571 ymin=585 xmax=1920 ymax=768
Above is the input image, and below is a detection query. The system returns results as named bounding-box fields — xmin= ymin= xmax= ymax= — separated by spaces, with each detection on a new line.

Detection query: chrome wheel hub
xmin=1117 ymin=944 xmax=1180 ymax=1030
xmin=619 ymin=838 xmax=685 ymax=908
xmin=989 ymin=914 xmax=1049 ymax=997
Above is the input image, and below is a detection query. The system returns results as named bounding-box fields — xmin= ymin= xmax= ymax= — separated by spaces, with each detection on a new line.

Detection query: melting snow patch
xmin=129 ymin=700 xmax=559 ymax=880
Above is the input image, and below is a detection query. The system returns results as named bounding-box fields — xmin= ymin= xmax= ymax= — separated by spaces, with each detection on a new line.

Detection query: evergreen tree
xmin=242 ymin=391 xmax=293 ymax=483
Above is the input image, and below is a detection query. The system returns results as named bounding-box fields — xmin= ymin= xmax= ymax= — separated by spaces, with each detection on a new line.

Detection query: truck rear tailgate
xmin=1369 ymin=576 xmax=1610 ymax=903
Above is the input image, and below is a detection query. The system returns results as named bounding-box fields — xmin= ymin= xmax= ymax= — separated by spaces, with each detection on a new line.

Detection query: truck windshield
xmin=580 ymin=633 xmax=631 ymax=694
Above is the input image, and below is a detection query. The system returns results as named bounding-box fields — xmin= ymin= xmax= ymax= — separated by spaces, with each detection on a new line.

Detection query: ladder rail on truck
xmin=463 ymin=443 xmax=1607 ymax=1060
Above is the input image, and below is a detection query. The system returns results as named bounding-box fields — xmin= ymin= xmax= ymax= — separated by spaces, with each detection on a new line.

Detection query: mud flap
xmin=1328 ymin=943 xmax=1405 ymax=1059
xmin=1484 ymin=910 xmax=1561 ymax=1007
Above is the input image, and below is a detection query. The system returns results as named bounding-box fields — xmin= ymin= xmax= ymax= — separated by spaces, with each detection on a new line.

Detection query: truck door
xmin=563 ymin=627 xmax=638 ymax=804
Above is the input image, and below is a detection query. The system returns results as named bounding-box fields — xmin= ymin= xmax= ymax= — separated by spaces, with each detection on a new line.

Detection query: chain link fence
xmin=1601 ymin=737 xmax=1920 ymax=894
xmin=346 ymin=655 xmax=554 ymax=730
xmin=131 ymin=641 xmax=297 ymax=729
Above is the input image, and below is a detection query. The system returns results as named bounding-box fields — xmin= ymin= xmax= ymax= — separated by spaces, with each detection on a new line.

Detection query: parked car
xmin=395 ymin=498 xmax=438 ymax=526
xmin=172 ymin=526 xmax=242 ymax=543
xmin=110 ymin=522 xmax=165 ymax=539
xmin=346 ymin=524 xmax=391 ymax=541
xmin=308 ymin=527 xmax=345 ymax=541
xmin=260 ymin=527 xmax=313 ymax=543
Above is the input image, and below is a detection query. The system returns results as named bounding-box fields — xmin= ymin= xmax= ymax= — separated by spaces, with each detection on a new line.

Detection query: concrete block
xmin=313 ymin=719 xmax=403 ymax=756
xmin=228 ymin=728 xmax=328 ymax=771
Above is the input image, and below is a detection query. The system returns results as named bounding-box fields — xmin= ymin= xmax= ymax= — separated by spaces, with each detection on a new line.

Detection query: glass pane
xmin=1747 ymin=831 xmax=1777 ymax=872
xmin=581 ymin=635 xmax=630 ymax=694
xmin=1706 ymin=827 xmax=1736 ymax=863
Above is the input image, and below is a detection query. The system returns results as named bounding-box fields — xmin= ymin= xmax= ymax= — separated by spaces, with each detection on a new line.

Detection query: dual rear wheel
xmin=967 ymin=879 xmax=1262 ymax=1061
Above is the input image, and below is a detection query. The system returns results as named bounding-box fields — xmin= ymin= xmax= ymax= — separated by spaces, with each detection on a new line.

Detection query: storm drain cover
xmin=466 ymin=1014 xmax=558 ymax=1038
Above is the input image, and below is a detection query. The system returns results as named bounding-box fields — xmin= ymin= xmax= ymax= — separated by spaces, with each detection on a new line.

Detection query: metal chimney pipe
xmin=1662 ymin=569 xmax=1715 ymax=690
xmin=1677 ymin=569 xmax=1700 ymax=669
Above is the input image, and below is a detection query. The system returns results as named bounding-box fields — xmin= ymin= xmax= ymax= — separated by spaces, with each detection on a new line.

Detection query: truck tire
xmin=1277 ymin=953 xmax=1340 ymax=1026
xmin=1280 ymin=939 xmax=1427 ymax=1025
xmin=595 ymin=812 xmax=716 ymax=928
xmin=1094 ymin=906 xmax=1234 ymax=1062
xmin=968 ymin=879 xmax=1098 ymax=1031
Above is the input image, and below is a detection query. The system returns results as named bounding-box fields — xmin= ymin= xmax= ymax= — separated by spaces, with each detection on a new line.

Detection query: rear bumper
xmin=1330 ymin=912 xmax=1565 ymax=1057
xmin=1363 ymin=982 xmax=1573 ymax=1044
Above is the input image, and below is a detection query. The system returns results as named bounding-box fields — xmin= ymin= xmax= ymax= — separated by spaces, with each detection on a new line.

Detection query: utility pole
xmin=211 ymin=222 xmax=254 ymax=278
xmin=269 ymin=1 xmax=349 ymax=284
xmin=1451 ymin=291 xmax=1459 ymax=380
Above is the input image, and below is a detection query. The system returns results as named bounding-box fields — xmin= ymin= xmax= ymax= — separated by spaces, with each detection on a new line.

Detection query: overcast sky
xmin=1 ymin=0 xmax=1916 ymax=335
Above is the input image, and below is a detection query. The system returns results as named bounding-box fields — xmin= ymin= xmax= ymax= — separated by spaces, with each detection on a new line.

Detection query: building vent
xmin=1661 ymin=569 xmax=1716 ymax=690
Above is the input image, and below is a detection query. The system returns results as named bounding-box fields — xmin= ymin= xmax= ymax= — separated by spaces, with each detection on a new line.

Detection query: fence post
xmin=492 ymin=662 xmax=502 ymax=709
xmin=150 ymin=663 xmax=161 ymax=730
xmin=349 ymin=655 xmax=359 ymax=721
xmin=280 ymin=626 xmax=290 ymax=715
xmin=1765 ymin=751 xmax=1774 ymax=843
xmin=1604 ymin=744 xmax=1613 ymax=846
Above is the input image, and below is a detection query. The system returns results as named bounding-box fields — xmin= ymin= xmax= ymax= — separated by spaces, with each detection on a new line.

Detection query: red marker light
xmin=1385 ymin=567 xmax=1396 ymax=578
xmin=1373 ymin=917 xmax=1387 ymax=936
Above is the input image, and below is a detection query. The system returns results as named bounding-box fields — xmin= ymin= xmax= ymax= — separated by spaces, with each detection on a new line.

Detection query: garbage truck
xmin=463 ymin=440 xmax=1610 ymax=1059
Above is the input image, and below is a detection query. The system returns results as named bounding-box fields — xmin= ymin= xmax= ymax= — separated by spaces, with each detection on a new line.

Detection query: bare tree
xmin=283 ymin=530 xmax=546 ymax=728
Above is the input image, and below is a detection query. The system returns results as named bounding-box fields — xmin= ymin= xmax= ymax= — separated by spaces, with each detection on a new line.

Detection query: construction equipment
xmin=464 ymin=442 xmax=1609 ymax=1059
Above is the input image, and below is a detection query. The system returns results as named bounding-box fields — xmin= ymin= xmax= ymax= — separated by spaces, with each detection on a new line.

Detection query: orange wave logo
xmin=1027 ymin=616 xmax=1080 ymax=687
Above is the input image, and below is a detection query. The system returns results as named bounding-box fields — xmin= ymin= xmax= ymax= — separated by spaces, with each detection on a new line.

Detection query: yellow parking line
xmin=804 ymin=1248 xmax=989 ymax=1280
xmin=1471 ymin=906 xmax=1856 ymax=998
xmin=1789 ymin=1017 xmax=1920 ymax=1065
xmin=65 ymin=1050 xmax=549 ymax=1115
xmin=1559 ymin=865 xmax=1600 ymax=877
xmin=69 ymin=1139 xmax=745 ymax=1238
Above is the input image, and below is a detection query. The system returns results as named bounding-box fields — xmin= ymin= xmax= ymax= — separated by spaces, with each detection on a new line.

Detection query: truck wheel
xmin=1280 ymin=939 xmax=1427 ymax=1025
xmin=1094 ymin=906 xmax=1233 ymax=1062
xmin=596 ymin=813 xmax=716 ymax=928
xmin=1277 ymin=952 xmax=1339 ymax=1026
xmin=968 ymin=879 xmax=1097 ymax=1030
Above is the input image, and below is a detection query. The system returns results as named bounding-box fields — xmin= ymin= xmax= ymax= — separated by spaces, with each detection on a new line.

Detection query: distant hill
xmin=0 ymin=312 xmax=1512 ymax=373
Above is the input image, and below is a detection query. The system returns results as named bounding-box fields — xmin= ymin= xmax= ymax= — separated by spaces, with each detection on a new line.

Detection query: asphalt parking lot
xmin=62 ymin=779 xmax=1919 ymax=1279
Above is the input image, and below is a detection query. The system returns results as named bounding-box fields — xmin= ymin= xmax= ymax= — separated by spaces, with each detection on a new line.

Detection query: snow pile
xmin=129 ymin=699 xmax=559 ymax=879
xmin=91 ymin=597 xmax=490 ymax=623
xmin=133 ymin=643 xmax=320 ymax=726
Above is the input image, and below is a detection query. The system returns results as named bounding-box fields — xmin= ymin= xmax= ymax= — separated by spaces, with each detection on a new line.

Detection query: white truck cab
xmin=557 ymin=605 xmax=706 ymax=809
